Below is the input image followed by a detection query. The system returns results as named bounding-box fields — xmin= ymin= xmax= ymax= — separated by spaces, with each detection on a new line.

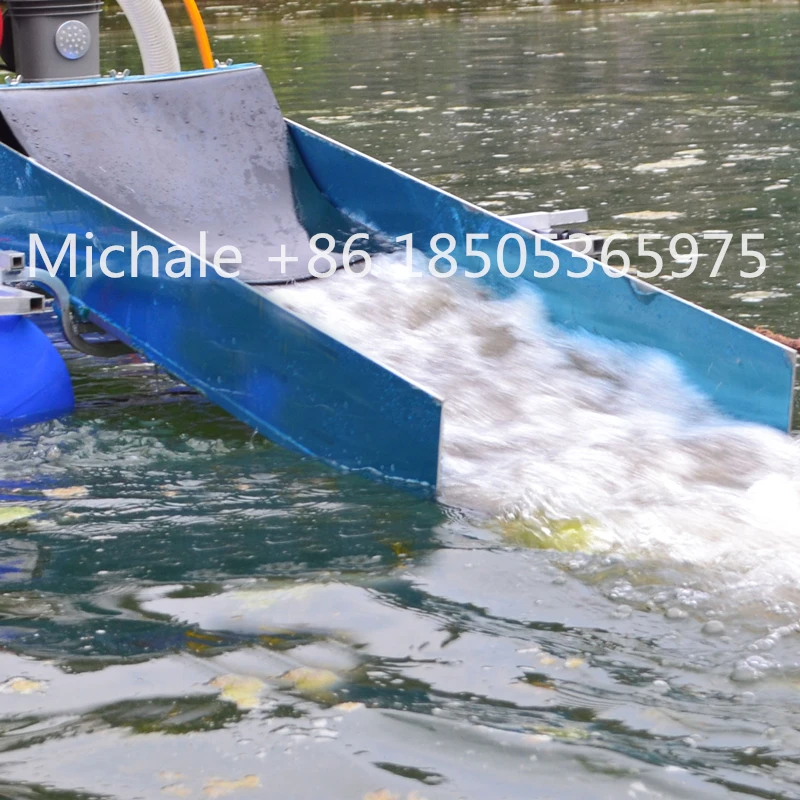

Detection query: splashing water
xmin=269 ymin=253 xmax=800 ymax=589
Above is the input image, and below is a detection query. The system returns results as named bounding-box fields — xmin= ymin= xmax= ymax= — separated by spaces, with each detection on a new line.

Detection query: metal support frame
xmin=503 ymin=209 xmax=603 ymax=258
xmin=0 ymin=248 xmax=47 ymax=315
xmin=0 ymin=284 xmax=46 ymax=315
xmin=503 ymin=209 xmax=589 ymax=230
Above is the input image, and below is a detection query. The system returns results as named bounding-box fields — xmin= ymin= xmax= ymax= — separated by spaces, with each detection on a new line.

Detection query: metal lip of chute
xmin=0 ymin=61 xmax=257 ymax=89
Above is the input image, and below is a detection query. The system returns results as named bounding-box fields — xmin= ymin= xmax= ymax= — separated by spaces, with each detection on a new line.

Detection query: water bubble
xmin=702 ymin=620 xmax=725 ymax=635
xmin=665 ymin=607 xmax=688 ymax=620
xmin=731 ymin=661 xmax=764 ymax=683
xmin=746 ymin=655 xmax=773 ymax=670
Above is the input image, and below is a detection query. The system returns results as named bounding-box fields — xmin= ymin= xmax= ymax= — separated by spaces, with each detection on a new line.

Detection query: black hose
xmin=9 ymin=269 xmax=136 ymax=358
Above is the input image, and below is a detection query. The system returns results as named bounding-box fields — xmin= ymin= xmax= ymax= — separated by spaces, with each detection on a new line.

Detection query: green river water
xmin=2 ymin=1 xmax=800 ymax=798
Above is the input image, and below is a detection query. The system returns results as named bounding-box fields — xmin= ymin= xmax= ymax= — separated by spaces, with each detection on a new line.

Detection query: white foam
xmin=268 ymin=254 xmax=800 ymax=587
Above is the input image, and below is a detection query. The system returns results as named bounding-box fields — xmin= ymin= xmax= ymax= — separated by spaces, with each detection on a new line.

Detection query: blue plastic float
xmin=0 ymin=288 xmax=74 ymax=427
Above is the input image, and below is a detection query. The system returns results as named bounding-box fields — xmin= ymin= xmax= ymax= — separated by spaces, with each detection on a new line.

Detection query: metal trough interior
xmin=0 ymin=66 xmax=372 ymax=284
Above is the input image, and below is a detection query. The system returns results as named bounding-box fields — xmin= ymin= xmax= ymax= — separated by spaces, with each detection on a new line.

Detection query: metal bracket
xmin=0 ymin=250 xmax=44 ymax=316
xmin=0 ymin=249 xmax=26 ymax=274
xmin=503 ymin=208 xmax=589 ymax=230
xmin=539 ymin=231 xmax=605 ymax=259
xmin=503 ymin=209 xmax=603 ymax=258
xmin=0 ymin=285 xmax=47 ymax=316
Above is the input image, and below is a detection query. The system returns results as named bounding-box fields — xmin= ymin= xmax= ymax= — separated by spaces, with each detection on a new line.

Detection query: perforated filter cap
xmin=54 ymin=19 xmax=91 ymax=59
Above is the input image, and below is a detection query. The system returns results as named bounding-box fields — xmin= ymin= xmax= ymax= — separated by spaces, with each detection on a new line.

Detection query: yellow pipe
xmin=181 ymin=0 xmax=214 ymax=70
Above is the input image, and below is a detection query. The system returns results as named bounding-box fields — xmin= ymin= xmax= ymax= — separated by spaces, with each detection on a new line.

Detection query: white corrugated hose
xmin=116 ymin=0 xmax=181 ymax=75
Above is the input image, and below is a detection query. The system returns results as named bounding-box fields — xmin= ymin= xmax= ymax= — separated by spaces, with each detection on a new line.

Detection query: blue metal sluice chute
xmin=0 ymin=0 xmax=793 ymax=495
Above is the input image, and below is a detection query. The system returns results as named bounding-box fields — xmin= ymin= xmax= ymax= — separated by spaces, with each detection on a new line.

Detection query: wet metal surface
xmin=0 ymin=65 xmax=356 ymax=284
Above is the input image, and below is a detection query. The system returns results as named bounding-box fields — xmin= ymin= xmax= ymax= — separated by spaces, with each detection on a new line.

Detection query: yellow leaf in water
xmin=565 ymin=657 xmax=585 ymax=669
xmin=0 ymin=677 xmax=47 ymax=694
xmin=0 ymin=506 xmax=36 ymax=527
xmin=495 ymin=515 xmax=593 ymax=552
xmin=523 ymin=679 xmax=555 ymax=690
xmin=364 ymin=792 xmax=399 ymax=800
xmin=281 ymin=666 xmax=340 ymax=694
xmin=161 ymin=784 xmax=191 ymax=798
xmin=389 ymin=541 xmax=412 ymax=558
xmin=43 ymin=486 xmax=89 ymax=500
xmin=530 ymin=725 xmax=589 ymax=741
xmin=334 ymin=701 xmax=364 ymax=712
xmin=208 ymin=674 xmax=264 ymax=710
xmin=525 ymin=733 xmax=553 ymax=745
xmin=203 ymin=775 xmax=259 ymax=798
